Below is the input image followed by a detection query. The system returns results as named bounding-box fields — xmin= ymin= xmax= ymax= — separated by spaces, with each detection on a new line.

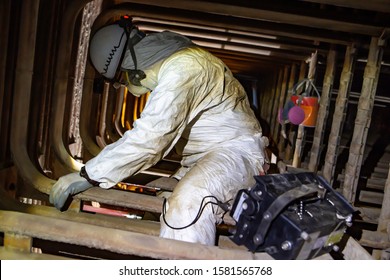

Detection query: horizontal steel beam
xmin=120 ymin=0 xmax=386 ymax=36
xmin=0 ymin=210 xmax=268 ymax=260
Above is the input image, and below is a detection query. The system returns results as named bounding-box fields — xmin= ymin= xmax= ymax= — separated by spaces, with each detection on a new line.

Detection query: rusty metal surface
xmin=0 ymin=247 xmax=71 ymax=260
xmin=0 ymin=210 xmax=267 ymax=260
xmin=69 ymin=0 xmax=102 ymax=159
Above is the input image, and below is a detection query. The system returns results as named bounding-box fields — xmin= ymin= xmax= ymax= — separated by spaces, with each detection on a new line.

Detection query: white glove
xmin=49 ymin=172 xmax=93 ymax=210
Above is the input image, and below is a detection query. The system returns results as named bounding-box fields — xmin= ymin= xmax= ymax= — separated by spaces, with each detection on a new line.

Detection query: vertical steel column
xmin=285 ymin=62 xmax=304 ymax=162
xmin=265 ymin=73 xmax=278 ymax=126
xmin=50 ymin=0 xmax=92 ymax=176
xmin=69 ymin=0 xmax=102 ymax=159
xmin=258 ymin=80 xmax=266 ymax=120
xmin=270 ymin=69 xmax=284 ymax=140
xmin=343 ymin=37 xmax=384 ymax=203
xmin=308 ymin=47 xmax=337 ymax=172
xmin=322 ymin=45 xmax=356 ymax=184
xmin=277 ymin=65 xmax=292 ymax=154
xmin=275 ymin=65 xmax=290 ymax=148
xmin=293 ymin=53 xmax=317 ymax=168
xmin=10 ymin=0 xmax=55 ymax=194
xmin=0 ymin=0 xmax=12 ymax=165
xmin=378 ymin=167 xmax=390 ymax=232
xmin=279 ymin=63 xmax=297 ymax=161
xmin=0 ymin=0 xmax=11 ymax=129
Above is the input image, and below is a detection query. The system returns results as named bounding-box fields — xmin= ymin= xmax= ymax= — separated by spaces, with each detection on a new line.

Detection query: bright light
xmin=135 ymin=17 xmax=280 ymax=52
xmin=192 ymin=40 xmax=271 ymax=56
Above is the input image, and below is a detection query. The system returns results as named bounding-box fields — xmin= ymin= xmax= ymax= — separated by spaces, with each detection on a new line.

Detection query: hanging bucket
xmin=289 ymin=79 xmax=320 ymax=127
xmin=290 ymin=95 xmax=319 ymax=127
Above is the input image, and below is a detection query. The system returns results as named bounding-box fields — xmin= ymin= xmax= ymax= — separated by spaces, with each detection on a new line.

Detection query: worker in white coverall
xmin=50 ymin=17 xmax=267 ymax=245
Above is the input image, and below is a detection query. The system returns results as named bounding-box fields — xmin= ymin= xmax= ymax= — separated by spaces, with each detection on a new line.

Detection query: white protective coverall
xmin=85 ymin=45 xmax=267 ymax=245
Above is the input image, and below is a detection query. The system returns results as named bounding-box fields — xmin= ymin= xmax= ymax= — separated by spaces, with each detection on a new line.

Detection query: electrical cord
xmin=220 ymin=198 xmax=233 ymax=221
xmin=162 ymin=195 xmax=231 ymax=230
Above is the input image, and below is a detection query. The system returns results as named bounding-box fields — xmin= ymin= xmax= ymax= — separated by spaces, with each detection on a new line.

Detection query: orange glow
xmin=118 ymin=87 xmax=150 ymax=131
xmin=115 ymin=182 xmax=157 ymax=196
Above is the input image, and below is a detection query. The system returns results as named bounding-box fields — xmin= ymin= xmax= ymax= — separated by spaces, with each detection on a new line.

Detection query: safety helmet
xmin=89 ymin=16 xmax=146 ymax=82
xmin=89 ymin=23 xmax=128 ymax=80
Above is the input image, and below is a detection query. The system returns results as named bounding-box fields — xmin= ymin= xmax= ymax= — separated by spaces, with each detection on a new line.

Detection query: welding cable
xmin=162 ymin=195 xmax=231 ymax=230
xmin=220 ymin=198 xmax=233 ymax=221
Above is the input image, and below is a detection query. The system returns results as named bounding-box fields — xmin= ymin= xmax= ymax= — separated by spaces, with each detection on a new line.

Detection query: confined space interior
xmin=0 ymin=0 xmax=390 ymax=260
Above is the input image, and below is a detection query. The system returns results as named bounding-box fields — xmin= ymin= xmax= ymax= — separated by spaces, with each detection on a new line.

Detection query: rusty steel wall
xmin=69 ymin=0 xmax=102 ymax=159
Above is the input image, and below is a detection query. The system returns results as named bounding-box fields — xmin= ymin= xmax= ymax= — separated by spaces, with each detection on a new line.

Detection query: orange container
xmin=290 ymin=95 xmax=319 ymax=127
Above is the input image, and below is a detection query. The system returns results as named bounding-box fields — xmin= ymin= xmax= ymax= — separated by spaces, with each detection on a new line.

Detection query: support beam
xmin=4 ymin=233 xmax=32 ymax=252
xmin=378 ymin=165 xmax=390 ymax=232
xmin=276 ymin=65 xmax=291 ymax=152
xmin=0 ymin=0 xmax=11 ymax=163
xmin=0 ymin=210 xmax=268 ymax=260
xmin=274 ymin=65 xmax=290 ymax=144
xmin=122 ymin=0 xmax=386 ymax=36
xmin=342 ymin=236 xmax=373 ymax=260
xmin=298 ymin=0 xmax=390 ymax=13
xmin=281 ymin=64 xmax=298 ymax=158
xmin=76 ymin=187 xmax=164 ymax=214
xmin=266 ymin=73 xmax=279 ymax=126
xmin=284 ymin=63 xmax=302 ymax=162
xmin=0 ymin=186 xmax=162 ymax=236
xmin=293 ymin=52 xmax=317 ymax=168
xmin=0 ymin=247 xmax=71 ymax=260
xmin=323 ymin=45 xmax=356 ymax=184
xmin=308 ymin=47 xmax=337 ymax=172
xmin=360 ymin=230 xmax=390 ymax=249
xmin=9 ymin=0 xmax=56 ymax=195
xmin=270 ymin=68 xmax=284 ymax=141
xmin=343 ymin=37 xmax=385 ymax=203
xmin=71 ymin=0 xmax=102 ymax=158
xmin=50 ymin=0 xmax=91 ymax=175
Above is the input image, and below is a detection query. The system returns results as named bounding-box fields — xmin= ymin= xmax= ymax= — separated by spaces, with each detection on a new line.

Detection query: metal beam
xmin=120 ymin=0 xmax=387 ymax=36
xmin=298 ymin=0 xmax=390 ymax=13
xmin=343 ymin=37 xmax=385 ymax=203
xmin=97 ymin=3 xmax=366 ymax=46
xmin=0 ymin=210 xmax=270 ymax=260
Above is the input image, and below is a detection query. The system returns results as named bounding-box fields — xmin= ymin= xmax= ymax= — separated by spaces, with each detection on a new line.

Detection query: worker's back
xmin=156 ymin=47 xmax=263 ymax=172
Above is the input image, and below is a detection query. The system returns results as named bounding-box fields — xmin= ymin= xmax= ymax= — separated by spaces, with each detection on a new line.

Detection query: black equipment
xmin=230 ymin=172 xmax=355 ymax=260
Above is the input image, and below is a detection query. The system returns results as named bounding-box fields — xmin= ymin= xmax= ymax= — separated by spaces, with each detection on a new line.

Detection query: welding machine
xmin=229 ymin=172 xmax=355 ymax=260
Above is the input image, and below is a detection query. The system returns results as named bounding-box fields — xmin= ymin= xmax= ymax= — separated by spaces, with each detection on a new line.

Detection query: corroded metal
xmin=69 ymin=0 xmax=102 ymax=159
xmin=9 ymin=0 xmax=55 ymax=194
xmin=343 ymin=37 xmax=384 ymax=203
xmin=0 ymin=210 xmax=267 ymax=260
xmin=322 ymin=45 xmax=356 ymax=184
xmin=308 ymin=47 xmax=337 ymax=172
xmin=378 ymin=167 xmax=390 ymax=232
